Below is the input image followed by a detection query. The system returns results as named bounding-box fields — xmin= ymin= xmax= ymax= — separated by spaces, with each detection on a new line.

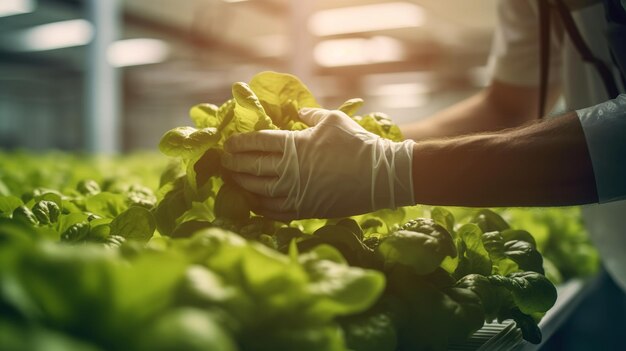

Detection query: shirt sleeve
xmin=487 ymin=0 xmax=563 ymax=86
xmin=577 ymin=94 xmax=626 ymax=203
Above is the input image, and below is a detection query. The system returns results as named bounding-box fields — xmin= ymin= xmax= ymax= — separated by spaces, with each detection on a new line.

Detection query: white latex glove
xmin=221 ymin=108 xmax=415 ymax=220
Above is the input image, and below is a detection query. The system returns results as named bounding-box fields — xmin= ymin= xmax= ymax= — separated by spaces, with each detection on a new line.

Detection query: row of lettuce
xmin=0 ymin=72 xmax=599 ymax=351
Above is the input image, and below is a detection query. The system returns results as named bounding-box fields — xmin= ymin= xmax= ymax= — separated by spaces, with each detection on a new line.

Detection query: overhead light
xmin=370 ymin=83 xmax=430 ymax=109
xmin=314 ymin=36 xmax=405 ymax=67
xmin=222 ymin=0 xmax=248 ymax=3
xmin=0 ymin=0 xmax=35 ymax=18
xmin=3 ymin=19 xmax=93 ymax=52
xmin=251 ymin=35 xmax=287 ymax=57
xmin=377 ymin=94 xmax=428 ymax=109
xmin=309 ymin=2 xmax=425 ymax=36
xmin=107 ymin=38 xmax=170 ymax=67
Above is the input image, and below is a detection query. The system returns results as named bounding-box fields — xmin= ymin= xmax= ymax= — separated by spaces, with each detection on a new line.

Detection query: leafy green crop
xmin=150 ymin=71 xmax=563 ymax=349
xmin=0 ymin=71 xmax=599 ymax=351
xmin=376 ymin=218 xmax=456 ymax=275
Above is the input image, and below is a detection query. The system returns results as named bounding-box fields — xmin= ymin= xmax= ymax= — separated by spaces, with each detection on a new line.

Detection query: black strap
xmin=552 ymin=0 xmax=620 ymax=98
xmin=537 ymin=0 xmax=620 ymax=119
xmin=538 ymin=0 xmax=551 ymax=118
xmin=603 ymin=0 xmax=626 ymax=89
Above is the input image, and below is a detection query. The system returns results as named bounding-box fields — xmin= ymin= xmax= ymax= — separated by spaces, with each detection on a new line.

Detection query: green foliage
xmin=0 ymin=195 xmax=23 ymax=217
xmin=250 ymin=71 xmax=320 ymax=130
xmin=32 ymin=200 xmax=60 ymax=225
xmin=158 ymin=126 xmax=220 ymax=158
xmin=76 ymin=180 xmax=101 ymax=196
xmin=0 ymin=72 xmax=599 ymax=351
xmin=232 ymin=82 xmax=277 ymax=133
xmin=214 ymin=182 xmax=252 ymax=222
xmin=339 ymin=307 xmax=397 ymax=351
xmin=454 ymin=223 xmax=492 ymax=278
xmin=337 ymin=98 xmax=364 ymax=117
xmin=134 ymin=308 xmax=237 ymax=351
xmin=488 ymin=272 xmax=557 ymax=315
xmin=12 ymin=205 xmax=38 ymax=225
xmin=353 ymin=113 xmax=404 ymax=142
xmin=109 ymin=206 xmax=156 ymax=242
xmin=189 ymin=103 xmax=219 ymax=129
xmin=376 ymin=218 xmax=456 ymax=275
xmin=502 ymin=207 xmax=600 ymax=280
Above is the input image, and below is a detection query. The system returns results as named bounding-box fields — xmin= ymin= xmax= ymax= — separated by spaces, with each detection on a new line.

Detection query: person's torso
xmin=560 ymin=1 xmax=626 ymax=292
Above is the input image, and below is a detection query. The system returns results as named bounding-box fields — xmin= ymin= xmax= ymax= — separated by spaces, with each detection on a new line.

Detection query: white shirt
xmin=489 ymin=0 xmax=626 ymax=291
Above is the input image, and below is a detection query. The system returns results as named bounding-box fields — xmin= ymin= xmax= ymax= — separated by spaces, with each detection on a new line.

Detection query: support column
xmin=85 ymin=0 xmax=121 ymax=153
xmin=288 ymin=0 xmax=314 ymax=85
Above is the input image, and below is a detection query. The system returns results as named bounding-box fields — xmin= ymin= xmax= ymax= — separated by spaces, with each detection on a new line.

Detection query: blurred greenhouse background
xmin=4 ymin=3 xmax=626 ymax=351
xmin=0 ymin=0 xmax=497 ymax=152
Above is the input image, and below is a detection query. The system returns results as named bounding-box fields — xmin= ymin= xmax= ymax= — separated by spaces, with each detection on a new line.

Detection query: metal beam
xmin=85 ymin=0 xmax=121 ymax=153
xmin=123 ymin=11 xmax=285 ymax=67
xmin=288 ymin=0 xmax=314 ymax=84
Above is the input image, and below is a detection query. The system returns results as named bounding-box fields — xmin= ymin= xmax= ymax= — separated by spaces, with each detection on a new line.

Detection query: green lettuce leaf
xmin=249 ymin=71 xmax=320 ymax=129
xmin=159 ymin=127 xmax=219 ymax=159
xmin=377 ymin=218 xmax=456 ymax=275
xmin=189 ymin=103 xmax=220 ymax=129
xmin=109 ymin=206 xmax=156 ymax=242
xmin=232 ymin=82 xmax=277 ymax=133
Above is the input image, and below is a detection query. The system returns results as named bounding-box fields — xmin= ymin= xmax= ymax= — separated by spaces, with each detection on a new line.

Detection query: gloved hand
xmin=221 ymin=107 xmax=416 ymax=220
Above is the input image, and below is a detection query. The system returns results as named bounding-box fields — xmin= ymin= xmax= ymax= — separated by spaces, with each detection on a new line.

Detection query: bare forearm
xmin=411 ymin=112 xmax=598 ymax=207
xmin=400 ymin=91 xmax=516 ymax=140
xmin=400 ymin=81 xmax=561 ymax=140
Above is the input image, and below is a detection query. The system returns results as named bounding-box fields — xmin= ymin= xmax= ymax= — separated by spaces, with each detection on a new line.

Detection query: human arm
xmin=400 ymin=0 xmax=565 ymax=141
xmin=410 ymin=111 xmax=597 ymax=207
xmin=221 ymin=108 xmax=599 ymax=221
xmin=413 ymin=93 xmax=626 ymax=207
xmin=400 ymin=80 xmax=562 ymax=141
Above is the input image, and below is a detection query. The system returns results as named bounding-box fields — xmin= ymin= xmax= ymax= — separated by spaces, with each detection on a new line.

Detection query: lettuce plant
xmin=0 ymin=72 xmax=589 ymax=351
